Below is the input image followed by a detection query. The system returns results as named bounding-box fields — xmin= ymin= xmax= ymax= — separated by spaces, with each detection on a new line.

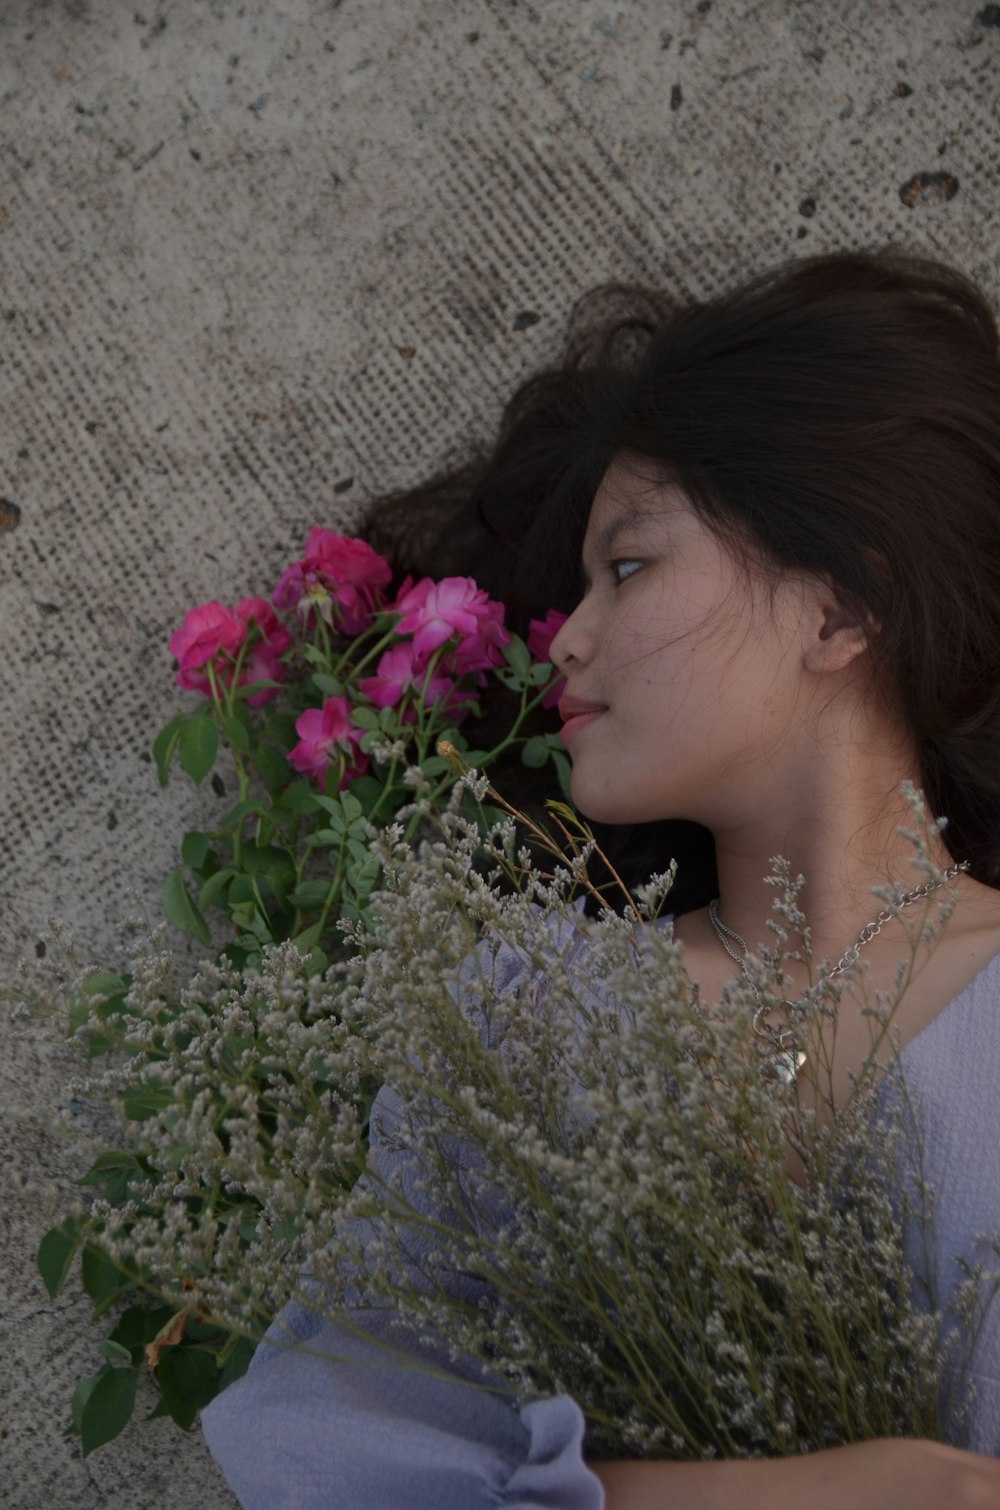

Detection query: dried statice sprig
xmin=70 ymin=771 xmax=992 ymax=1457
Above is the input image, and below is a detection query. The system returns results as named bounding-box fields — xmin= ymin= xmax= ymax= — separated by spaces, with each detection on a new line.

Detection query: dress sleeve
xmin=200 ymin=929 xmax=605 ymax=1509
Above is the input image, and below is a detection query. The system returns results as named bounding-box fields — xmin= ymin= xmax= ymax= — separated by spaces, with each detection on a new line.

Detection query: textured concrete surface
xmin=2 ymin=0 xmax=998 ymax=1504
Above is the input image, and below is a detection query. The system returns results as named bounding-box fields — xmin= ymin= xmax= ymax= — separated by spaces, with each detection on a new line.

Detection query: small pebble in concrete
xmin=977 ymin=5 xmax=1000 ymax=26
xmin=35 ymin=940 xmax=46 ymax=958
xmin=0 ymin=498 xmax=22 ymax=530
xmin=894 ymin=81 xmax=913 ymax=97
xmin=513 ymin=310 xmax=541 ymax=330
xmin=671 ymin=83 xmax=683 ymax=109
xmin=899 ymin=171 xmax=959 ymax=206
xmin=799 ymin=196 xmax=816 ymax=217
xmin=333 ymin=476 xmax=355 ymax=494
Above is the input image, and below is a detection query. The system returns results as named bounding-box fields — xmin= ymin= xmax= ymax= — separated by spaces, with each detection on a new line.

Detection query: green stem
xmin=315 ymin=844 xmax=348 ymax=939
xmin=331 ymin=622 xmax=401 ymax=683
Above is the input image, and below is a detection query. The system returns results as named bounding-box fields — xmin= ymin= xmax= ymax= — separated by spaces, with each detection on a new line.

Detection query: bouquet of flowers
xmin=37 ymin=525 xmax=570 ymax=1453
xmin=48 ymin=764 xmax=994 ymax=1464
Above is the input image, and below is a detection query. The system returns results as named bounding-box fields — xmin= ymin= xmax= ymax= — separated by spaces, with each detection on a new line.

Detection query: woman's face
xmin=548 ymin=457 xmax=820 ymax=829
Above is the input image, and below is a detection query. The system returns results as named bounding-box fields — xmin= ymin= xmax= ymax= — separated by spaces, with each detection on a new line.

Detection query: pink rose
xmin=169 ymin=601 xmax=248 ymax=695
xmin=288 ymin=696 xmax=369 ymax=787
xmin=393 ymin=577 xmax=511 ymax=668
xmin=273 ymin=529 xmax=393 ymax=637
xmin=442 ymin=598 xmax=511 ymax=676
xmin=358 ymin=641 xmax=458 ymax=711
xmin=527 ymin=609 xmax=568 ymax=709
xmin=232 ymin=598 xmax=293 ymax=707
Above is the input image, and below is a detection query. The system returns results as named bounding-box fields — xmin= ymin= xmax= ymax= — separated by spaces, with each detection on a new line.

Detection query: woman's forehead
xmin=588 ymin=460 xmax=686 ymax=532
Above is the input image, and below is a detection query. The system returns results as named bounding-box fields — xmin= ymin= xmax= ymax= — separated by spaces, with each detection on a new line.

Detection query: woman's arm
xmin=591 ymin=1439 xmax=1000 ymax=1510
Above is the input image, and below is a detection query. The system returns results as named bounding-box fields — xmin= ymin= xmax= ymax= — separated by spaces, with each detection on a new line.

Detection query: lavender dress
xmin=200 ymin=927 xmax=1000 ymax=1507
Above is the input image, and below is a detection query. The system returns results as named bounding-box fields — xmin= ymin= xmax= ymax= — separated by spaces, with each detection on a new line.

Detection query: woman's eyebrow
xmin=579 ymin=506 xmax=657 ymax=588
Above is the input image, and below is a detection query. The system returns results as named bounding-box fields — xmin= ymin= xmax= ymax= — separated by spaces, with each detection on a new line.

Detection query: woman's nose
xmin=548 ymin=602 xmax=589 ymax=673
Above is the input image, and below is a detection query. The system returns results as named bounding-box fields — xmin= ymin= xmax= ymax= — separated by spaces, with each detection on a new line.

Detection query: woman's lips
xmin=559 ymin=708 xmax=607 ymax=744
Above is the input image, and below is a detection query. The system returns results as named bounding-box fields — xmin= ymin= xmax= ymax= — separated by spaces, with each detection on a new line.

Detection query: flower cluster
xmin=169 ymin=597 xmax=292 ymax=709
xmin=152 ymin=525 xmax=573 ymax=972
xmin=167 ymin=528 xmax=553 ymax=790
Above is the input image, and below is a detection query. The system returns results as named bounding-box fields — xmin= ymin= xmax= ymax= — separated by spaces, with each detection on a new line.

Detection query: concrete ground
xmin=1 ymin=0 xmax=998 ymax=1504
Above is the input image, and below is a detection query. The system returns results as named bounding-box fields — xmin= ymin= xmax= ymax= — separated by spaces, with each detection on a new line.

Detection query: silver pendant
xmin=773 ymin=1048 xmax=807 ymax=1084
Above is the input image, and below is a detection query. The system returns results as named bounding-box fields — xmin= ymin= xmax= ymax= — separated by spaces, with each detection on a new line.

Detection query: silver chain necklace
xmin=707 ymin=861 xmax=970 ymax=1082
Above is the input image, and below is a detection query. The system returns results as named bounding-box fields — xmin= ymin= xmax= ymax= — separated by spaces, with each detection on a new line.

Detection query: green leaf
xmin=82 ymin=1246 xmax=133 ymax=1311
xmin=154 ymin=1344 xmax=222 ymax=1430
xmin=551 ymin=750 xmax=573 ymax=802
xmin=309 ymin=795 xmax=346 ymax=826
xmin=220 ymin=797 xmax=265 ymax=828
xmin=99 ymin=1338 xmax=134 ymax=1366
xmin=121 ymin=1082 xmax=174 ymax=1122
xmin=305 ymin=827 xmax=342 ymax=850
xmin=289 ymin=880 xmax=331 ymax=909
xmin=341 ymin=792 xmax=363 ymax=824
xmin=77 ymin=1151 xmax=142 ymax=1188
xmin=110 ymin=1305 xmax=179 ymax=1368
xmin=241 ymin=843 xmax=296 ymax=900
xmin=163 ymin=869 xmax=212 ymax=946
xmin=71 ymin=1371 xmax=103 ymax=1435
xmin=350 ymin=774 xmax=394 ymax=815
xmin=255 ymin=743 xmax=290 ymax=789
xmin=79 ymin=1364 xmax=139 ymax=1455
xmin=520 ymin=735 xmax=550 ymax=769
xmin=311 ymin=672 xmax=346 ymax=697
xmin=268 ymin=713 xmax=299 ymax=746
xmin=420 ymin=755 xmax=450 ymax=779
xmin=199 ymin=867 xmax=236 ymax=910
xmin=528 ymin=662 xmax=554 ymax=685
xmin=233 ymin=677 xmax=282 ymax=702
xmin=218 ymin=1336 xmax=256 ymax=1391
xmin=38 ymin=1219 xmax=85 ymax=1300
xmin=79 ymin=970 xmax=129 ymax=1000
xmin=291 ymin=919 xmax=322 ymax=948
xmin=152 ymin=713 xmax=187 ymax=788
xmin=349 ymin=705 xmax=380 ymax=730
xmin=178 ymin=714 xmax=219 ymax=784
xmin=275 ymin=781 xmax=322 ymax=816
xmin=181 ymin=830 xmax=212 ymax=870
xmin=503 ymin=636 xmax=531 ymax=677
xmin=221 ymin=711 xmax=253 ymax=753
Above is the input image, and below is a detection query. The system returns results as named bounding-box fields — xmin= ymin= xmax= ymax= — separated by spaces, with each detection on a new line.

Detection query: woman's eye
xmin=610 ymin=559 xmax=642 ymax=585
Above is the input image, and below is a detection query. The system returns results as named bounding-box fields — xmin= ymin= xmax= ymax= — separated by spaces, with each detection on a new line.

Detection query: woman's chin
xmin=571 ymin=784 xmax=646 ymax=828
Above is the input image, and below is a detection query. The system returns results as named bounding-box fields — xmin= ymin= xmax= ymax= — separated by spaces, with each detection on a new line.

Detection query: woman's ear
xmin=802 ymin=579 xmax=877 ymax=675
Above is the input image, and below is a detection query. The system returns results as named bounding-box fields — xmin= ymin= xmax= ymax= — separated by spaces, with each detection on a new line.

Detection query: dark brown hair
xmin=360 ymin=246 xmax=1000 ymax=911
